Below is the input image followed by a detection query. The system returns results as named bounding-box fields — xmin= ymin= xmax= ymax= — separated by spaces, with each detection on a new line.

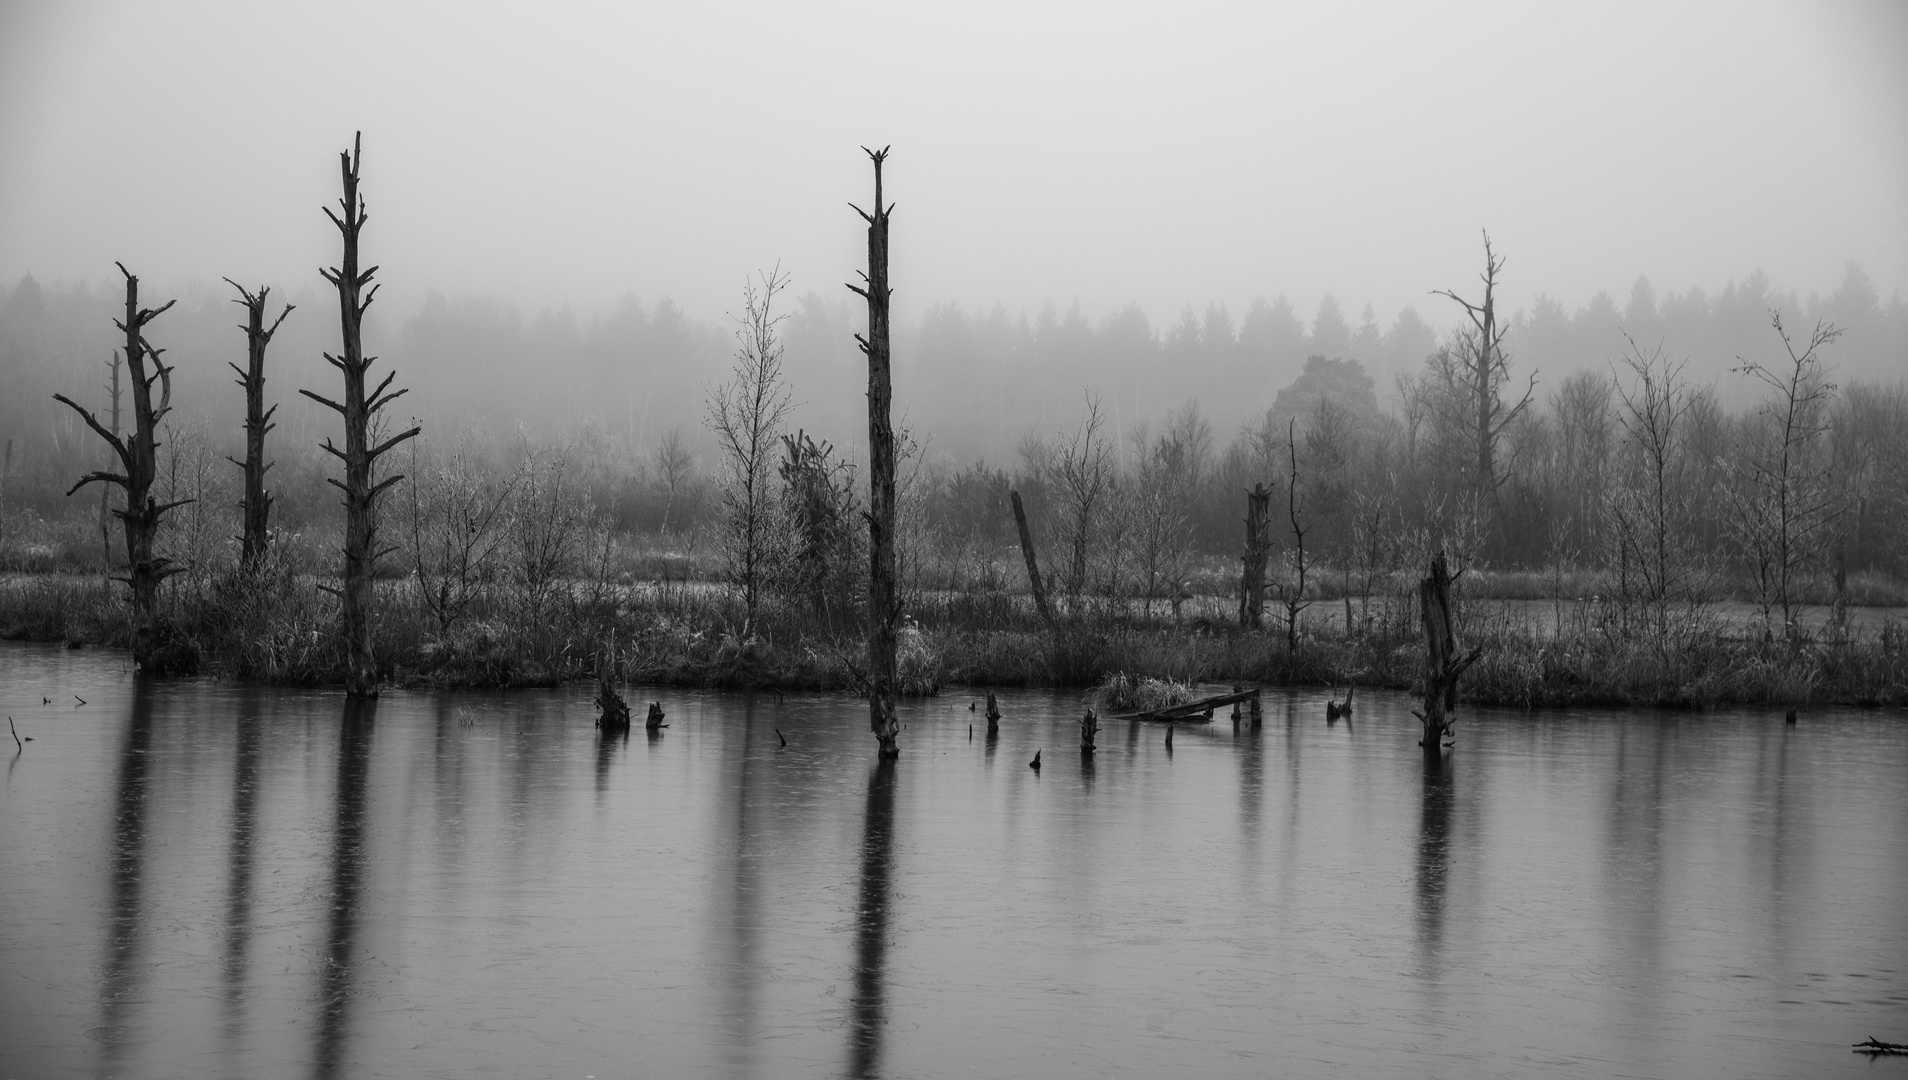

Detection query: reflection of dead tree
xmin=848 ymin=146 xmax=901 ymax=759
xmin=1415 ymin=550 xmax=1480 ymax=762
xmin=54 ymin=263 xmax=186 ymax=664
xmin=299 ymin=134 xmax=421 ymax=697
xmin=223 ymin=280 xmax=294 ymax=568
xmin=1433 ymin=231 xmax=1536 ymax=520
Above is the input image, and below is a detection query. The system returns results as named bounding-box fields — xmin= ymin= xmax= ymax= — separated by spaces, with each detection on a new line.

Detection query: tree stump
xmin=1416 ymin=551 xmax=1480 ymax=762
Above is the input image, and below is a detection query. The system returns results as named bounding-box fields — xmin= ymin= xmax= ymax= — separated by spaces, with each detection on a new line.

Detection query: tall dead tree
xmin=1415 ymin=550 xmax=1479 ymax=763
xmin=848 ymin=146 xmax=901 ymax=758
xmin=300 ymin=133 xmax=420 ymax=697
xmin=223 ymin=280 xmax=293 ymax=568
xmin=54 ymin=264 xmax=186 ymax=666
xmin=99 ymin=352 xmax=123 ymax=569
xmin=1433 ymin=231 xmax=1536 ymax=523
xmin=1275 ymin=418 xmax=1312 ymax=652
xmin=1238 ymin=482 xmax=1271 ymax=629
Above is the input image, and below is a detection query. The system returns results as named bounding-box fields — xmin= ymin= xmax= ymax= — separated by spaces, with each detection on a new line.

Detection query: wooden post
xmin=1238 ymin=483 xmax=1270 ymax=629
xmin=1416 ymin=550 xmax=1480 ymax=762
xmin=300 ymin=133 xmax=421 ymax=698
xmin=223 ymin=281 xmax=293 ymax=568
xmin=849 ymin=146 xmax=901 ymax=758
xmin=54 ymin=265 xmax=187 ymax=668
xmin=1009 ymin=489 xmax=1055 ymax=627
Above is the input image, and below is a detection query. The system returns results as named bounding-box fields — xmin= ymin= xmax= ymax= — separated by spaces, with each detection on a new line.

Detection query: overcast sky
xmin=2 ymin=1 xmax=1903 ymax=329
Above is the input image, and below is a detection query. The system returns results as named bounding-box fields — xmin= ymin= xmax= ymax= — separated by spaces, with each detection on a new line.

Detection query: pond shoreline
xmin=6 ymin=571 xmax=1903 ymax=711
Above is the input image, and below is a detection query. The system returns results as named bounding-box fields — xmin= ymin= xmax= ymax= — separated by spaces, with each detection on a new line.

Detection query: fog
xmin=4 ymin=2 xmax=1904 ymax=323
xmin=2 ymin=1 xmax=1905 ymax=471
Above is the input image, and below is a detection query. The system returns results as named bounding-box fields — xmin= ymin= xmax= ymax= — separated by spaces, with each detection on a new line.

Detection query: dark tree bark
xmin=1009 ymin=489 xmax=1055 ymax=627
xmin=300 ymin=133 xmax=421 ymax=698
xmin=100 ymin=353 xmax=122 ymax=569
xmin=223 ymin=280 xmax=293 ymax=568
xmin=1238 ymin=483 xmax=1271 ymax=629
xmin=54 ymin=264 xmax=187 ymax=667
xmin=1415 ymin=550 xmax=1480 ymax=763
xmin=848 ymin=146 xmax=901 ymax=758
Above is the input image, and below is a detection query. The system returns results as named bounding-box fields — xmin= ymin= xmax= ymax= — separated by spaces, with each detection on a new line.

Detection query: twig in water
xmin=74 ymin=695 xmax=86 ymax=706
xmin=776 ymin=728 xmax=787 ymax=748
xmin=1854 ymin=1037 xmax=1907 ymax=1054
xmin=9 ymin=717 xmax=20 ymax=751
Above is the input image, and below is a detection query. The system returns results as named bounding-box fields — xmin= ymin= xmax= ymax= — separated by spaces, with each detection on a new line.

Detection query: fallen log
xmin=1105 ymin=687 xmax=1260 ymax=723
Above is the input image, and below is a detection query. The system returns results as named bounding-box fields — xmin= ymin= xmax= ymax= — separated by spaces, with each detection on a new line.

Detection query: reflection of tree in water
xmin=1414 ymin=753 xmax=1453 ymax=980
xmin=315 ymin=699 xmax=376 ymax=1080
xmin=99 ymin=678 xmax=157 ymax=1071
xmin=717 ymin=697 xmax=762 ymax=1076
xmin=223 ymin=692 xmax=265 ymax=1040
xmin=849 ymin=759 xmax=897 ymax=1080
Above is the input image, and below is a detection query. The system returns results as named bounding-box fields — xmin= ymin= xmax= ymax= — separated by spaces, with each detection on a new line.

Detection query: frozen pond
xmin=2 ymin=641 xmax=1905 ymax=1078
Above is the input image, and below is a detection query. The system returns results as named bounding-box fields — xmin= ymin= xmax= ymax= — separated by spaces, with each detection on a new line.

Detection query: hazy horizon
xmin=3 ymin=1 xmax=1904 ymax=334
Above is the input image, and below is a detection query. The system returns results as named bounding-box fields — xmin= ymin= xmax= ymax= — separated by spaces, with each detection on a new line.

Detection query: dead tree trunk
xmin=300 ymin=133 xmax=421 ymax=698
xmin=1278 ymin=418 xmax=1312 ymax=652
xmin=100 ymin=353 xmax=122 ymax=570
xmin=849 ymin=146 xmax=901 ymax=759
xmin=54 ymin=264 xmax=187 ymax=667
xmin=1079 ymin=707 xmax=1099 ymax=754
xmin=1009 ymin=489 xmax=1056 ymax=627
xmin=1416 ymin=550 xmax=1480 ymax=763
xmin=1238 ymin=482 xmax=1271 ymax=629
xmin=224 ymin=281 xmax=293 ymax=568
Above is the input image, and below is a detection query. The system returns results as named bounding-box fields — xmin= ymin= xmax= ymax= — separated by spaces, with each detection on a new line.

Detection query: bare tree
xmin=652 ymin=426 xmax=695 ymax=534
xmin=1727 ymin=311 xmax=1842 ymax=641
xmin=1609 ymin=332 xmax=1698 ymax=641
xmin=848 ymin=146 xmax=901 ymax=759
xmin=405 ymin=438 xmax=516 ymax=636
xmin=1433 ymin=231 xmax=1537 ymax=526
xmin=54 ymin=263 xmax=187 ymax=666
xmin=706 ymin=266 xmax=795 ymax=633
xmin=1051 ymin=391 xmax=1116 ymax=608
xmin=223 ymin=280 xmax=293 ymax=568
xmin=299 ymin=133 xmax=421 ymax=696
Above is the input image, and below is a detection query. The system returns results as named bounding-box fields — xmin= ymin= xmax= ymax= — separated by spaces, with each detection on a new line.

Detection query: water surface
xmin=2 ymin=642 xmax=1904 ymax=1078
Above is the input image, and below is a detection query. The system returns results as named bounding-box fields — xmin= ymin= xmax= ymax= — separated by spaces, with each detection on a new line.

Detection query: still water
xmin=2 ymin=642 xmax=1904 ymax=1079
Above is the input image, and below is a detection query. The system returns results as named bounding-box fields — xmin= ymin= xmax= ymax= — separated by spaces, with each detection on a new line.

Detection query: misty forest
xmin=2 ymin=137 xmax=1907 ymax=732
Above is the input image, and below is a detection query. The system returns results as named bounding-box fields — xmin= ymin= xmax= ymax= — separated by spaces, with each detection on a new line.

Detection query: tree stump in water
xmin=985 ymin=690 xmax=1001 ymax=733
xmin=1079 ymin=707 xmax=1099 ymax=754
xmin=595 ymin=677 xmax=631 ymax=734
xmin=1416 ymin=550 xmax=1480 ymax=762
xmin=645 ymin=702 xmax=668 ymax=731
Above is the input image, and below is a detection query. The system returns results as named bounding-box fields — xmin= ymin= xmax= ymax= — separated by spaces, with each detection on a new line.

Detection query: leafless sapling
xmin=1727 ymin=311 xmax=1843 ymax=642
xmin=53 ymin=263 xmax=188 ymax=663
xmin=223 ymin=280 xmax=293 ymax=568
xmin=848 ymin=146 xmax=901 ymax=759
xmin=706 ymin=267 xmax=795 ymax=634
xmin=1609 ymin=332 xmax=1698 ymax=643
xmin=298 ymin=133 xmax=421 ymax=696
